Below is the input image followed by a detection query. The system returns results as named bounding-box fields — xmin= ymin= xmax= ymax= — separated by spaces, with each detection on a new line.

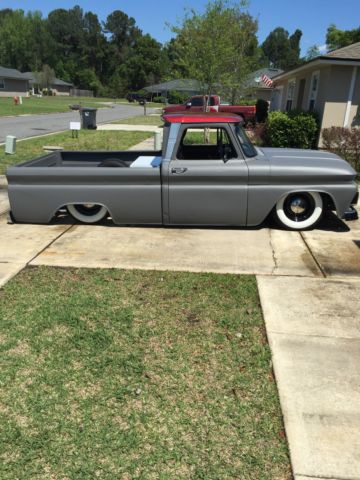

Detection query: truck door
xmin=165 ymin=124 xmax=248 ymax=226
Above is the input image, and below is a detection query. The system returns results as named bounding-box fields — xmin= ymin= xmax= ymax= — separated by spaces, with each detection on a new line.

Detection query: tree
xmin=326 ymin=24 xmax=360 ymax=50
xmin=261 ymin=27 xmax=303 ymax=70
xmin=170 ymin=0 xmax=259 ymax=106
xmin=0 ymin=6 xmax=168 ymax=96
xmin=35 ymin=64 xmax=55 ymax=91
xmin=305 ymin=44 xmax=321 ymax=61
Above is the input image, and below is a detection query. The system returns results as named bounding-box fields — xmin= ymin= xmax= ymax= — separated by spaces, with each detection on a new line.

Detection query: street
xmin=0 ymin=103 xmax=149 ymax=143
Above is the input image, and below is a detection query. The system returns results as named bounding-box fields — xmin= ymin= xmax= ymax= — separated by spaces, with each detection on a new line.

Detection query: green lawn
xmin=0 ymin=96 xmax=118 ymax=117
xmin=113 ymin=114 xmax=163 ymax=126
xmin=0 ymin=267 xmax=291 ymax=479
xmin=0 ymin=130 xmax=151 ymax=174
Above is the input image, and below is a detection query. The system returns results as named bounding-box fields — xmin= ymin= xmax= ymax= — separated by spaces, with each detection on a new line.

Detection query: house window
xmin=0 ymin=78 xmax=5 ymax=89
xmin=286 ymin=79 xmax=296 ymax=111
xmin=309 ymin=71 xmax=320 ymax=112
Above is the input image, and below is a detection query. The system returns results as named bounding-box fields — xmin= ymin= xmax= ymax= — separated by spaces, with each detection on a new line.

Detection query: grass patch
xmin=113 ymin=114 xmax=163 ymax=126
xmin=0 ymin=267 xmax=290 ymax=479
xmin=0 ymin=130 xmax=151 ymax=174
xmin=0 ymin=96 xmax=117 ymax=117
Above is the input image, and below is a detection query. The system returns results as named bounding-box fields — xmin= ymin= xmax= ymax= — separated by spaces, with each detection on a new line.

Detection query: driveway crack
xmin=269 ymin=229 xmax=278 ymax=275
xmin=26 ymin=223 xmax=75 ymax=266
xmin=300 ymin=232 xmax=326 ymax=278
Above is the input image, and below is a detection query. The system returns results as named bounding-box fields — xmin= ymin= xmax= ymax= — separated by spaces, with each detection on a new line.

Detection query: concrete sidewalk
xmin=97 ymin=123 xmax=161 ymax=132
xmin=258 ymin=275 xmax=360 ymax=480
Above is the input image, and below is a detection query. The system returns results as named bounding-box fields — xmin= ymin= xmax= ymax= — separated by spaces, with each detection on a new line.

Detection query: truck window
xmin=190 ymin=97 xmax=204 ymax=107
xmin=235 ymin=125 xmax=257 ymax=158
xmin=177 ymin=127 xmax=237 ymax=160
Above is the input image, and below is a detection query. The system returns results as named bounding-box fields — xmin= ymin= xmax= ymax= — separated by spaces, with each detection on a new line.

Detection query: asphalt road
xmin=0 ymin=103 xmax=151 ymax=143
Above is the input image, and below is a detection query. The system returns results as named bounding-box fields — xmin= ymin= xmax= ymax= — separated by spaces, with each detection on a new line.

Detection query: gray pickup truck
xmin=6 ymin=112 xmax=358 ymax=230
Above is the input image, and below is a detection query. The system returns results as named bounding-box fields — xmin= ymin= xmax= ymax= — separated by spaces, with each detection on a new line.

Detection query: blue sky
xmin=2 ymin=0 xmax=360 ymax=54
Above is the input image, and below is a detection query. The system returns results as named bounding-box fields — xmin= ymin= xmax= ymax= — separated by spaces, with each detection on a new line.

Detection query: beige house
xmin=271 ymin=42 xmax=360 ymax=144
xmin=25 ymin=72 xmax=73 ymax=96
xmin=0 ymin=66 xmax=30 ymax=97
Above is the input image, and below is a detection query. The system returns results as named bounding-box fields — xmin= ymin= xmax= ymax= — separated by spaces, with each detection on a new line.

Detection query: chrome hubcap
xmin=289 ymin=197 xmax=307 ymax=215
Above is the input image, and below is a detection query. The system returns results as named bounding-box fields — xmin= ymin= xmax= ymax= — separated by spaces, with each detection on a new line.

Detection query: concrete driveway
xmin=0 ymin=202 xmax=359 ymax=479
xmin=0 ymin=103 xmax=147 ymax=143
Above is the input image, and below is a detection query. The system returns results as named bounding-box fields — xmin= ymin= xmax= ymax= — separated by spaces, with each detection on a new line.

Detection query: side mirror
xmin=186 ymin=102 xmax=192 ymax=108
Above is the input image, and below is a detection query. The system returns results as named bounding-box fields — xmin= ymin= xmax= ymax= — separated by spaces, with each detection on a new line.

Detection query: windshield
xmin=235 ymin=125 xmax=257 ymax=158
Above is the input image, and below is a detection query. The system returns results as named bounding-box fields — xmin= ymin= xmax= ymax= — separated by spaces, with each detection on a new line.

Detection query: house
xmin=25 ymin=72 xmax=73 ymax=96
xmin=246 ymin=67 xmax=283 ymax=101
xmin=0 ymin=66 xmax=30 ymax=97
xmin=271 ymin=42 xmax=360 ymax=144
xmin=144 ymin=79 xmax=202 ymax=99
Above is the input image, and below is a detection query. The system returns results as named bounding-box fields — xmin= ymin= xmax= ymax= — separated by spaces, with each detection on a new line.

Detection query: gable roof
xmin=325 ymin=41 xmax=360 ymax=60
xmin=248 ymin=67 xmax=283 ymax=89
xmin=24 ymin=72 xmax=73 ymax=87
xmin=273 ymin=41 xmax=360 ymax=82
xmin=144 ymin=79 xmax=202 ymax=93
xmin=0 ymin=66 xmax=30 ymax=81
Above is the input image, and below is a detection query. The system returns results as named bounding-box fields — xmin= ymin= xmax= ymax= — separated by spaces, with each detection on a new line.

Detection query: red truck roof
xmin=163 ymin=112 xmax=242 ymax=124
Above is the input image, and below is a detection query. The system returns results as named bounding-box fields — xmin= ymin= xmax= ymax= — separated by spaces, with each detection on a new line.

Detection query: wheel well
xmin=320 ymin=192 xmax=336 ymax=211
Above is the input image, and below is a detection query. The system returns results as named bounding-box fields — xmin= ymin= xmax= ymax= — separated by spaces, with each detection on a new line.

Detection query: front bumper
xmin=342 ymin=206 xmax=358 ymax=221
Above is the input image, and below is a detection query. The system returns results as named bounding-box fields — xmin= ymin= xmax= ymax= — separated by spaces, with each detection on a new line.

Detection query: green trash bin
xmin=80 ymin=107 xmax=97 ymax=129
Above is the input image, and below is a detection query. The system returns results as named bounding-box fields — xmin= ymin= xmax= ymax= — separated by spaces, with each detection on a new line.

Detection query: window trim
xmin=172 ymin=124 xmax=244 ymax=161
xmin=286 ymin=78 xmax=296 ymax=111
xmin=0 ymin=78 xmax=5 ymax=89
xmin=308 ymin=70 xmax=320 ymax=112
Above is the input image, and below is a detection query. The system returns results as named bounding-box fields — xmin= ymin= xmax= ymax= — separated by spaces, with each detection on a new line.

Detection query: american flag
xmin=261 ymin=73 xmax=274 ymax=88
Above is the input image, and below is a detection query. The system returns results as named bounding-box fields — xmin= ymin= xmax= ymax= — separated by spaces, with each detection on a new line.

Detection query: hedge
xmin=322 ymin=126 xmax=360 ymax=173
xmin=265 ymin=111 xmax=319 ymax=149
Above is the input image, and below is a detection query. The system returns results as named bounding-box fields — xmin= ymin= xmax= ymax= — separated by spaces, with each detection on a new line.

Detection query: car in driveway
xmin=6 ymin=112 xmax=358 ymax=230
xmin=162 ymin=95 xmax=256 ymax=124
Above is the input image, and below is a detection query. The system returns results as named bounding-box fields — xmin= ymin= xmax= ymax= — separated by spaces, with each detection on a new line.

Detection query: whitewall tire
xmin=274 ymin=192 xmax=323 ymax=230
xmin=67 ymin=204 xmax=108 ymax=224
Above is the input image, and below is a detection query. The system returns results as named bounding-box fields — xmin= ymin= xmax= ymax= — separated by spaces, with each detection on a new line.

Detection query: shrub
xmin=153 ymin=96 xmax=167 ymax=103
xmin=256 ymin=99 xmax=269 ymax=123
xmin=266 ymin=111 xmax=293 ymax=147
xmin=250 ymin=122 xmax=267 ymax=146
xmin=322 ymin=126 xmax=360 ymax=172
xmin=168 ymin=90 xmax=188 ymax=104
xmin=266 ymin=111 xmax=319 ymax=149
xmin=237 ymin=99 xmax=256 ymax=106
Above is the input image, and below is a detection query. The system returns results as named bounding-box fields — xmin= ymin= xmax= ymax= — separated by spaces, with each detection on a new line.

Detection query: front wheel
xmin=273 ymin=192 xmax=323 ymax=230
xmin=67 ymin=204 xmax=108 ymax=224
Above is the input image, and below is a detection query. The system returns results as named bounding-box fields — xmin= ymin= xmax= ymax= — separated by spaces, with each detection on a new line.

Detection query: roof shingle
xmin=325 ymin=41 xmax=360 ymax=60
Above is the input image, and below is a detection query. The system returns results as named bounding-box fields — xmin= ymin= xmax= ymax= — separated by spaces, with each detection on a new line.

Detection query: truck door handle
xmin=171 ymin=167 xmax=188 ymax=174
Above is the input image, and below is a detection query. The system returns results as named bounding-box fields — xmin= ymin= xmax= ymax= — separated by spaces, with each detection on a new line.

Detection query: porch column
xmin=343 ymin=66 xmax=358 ymax=127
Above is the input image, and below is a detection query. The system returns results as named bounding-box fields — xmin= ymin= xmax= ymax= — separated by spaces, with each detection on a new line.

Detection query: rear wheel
xmin=273 ymin=192 xmax=323 ymax=230
xmin=67 ymin=204 xmax=108 ymax=224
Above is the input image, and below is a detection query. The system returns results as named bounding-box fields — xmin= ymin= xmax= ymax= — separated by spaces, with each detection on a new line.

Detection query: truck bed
xmin=7 ymin=150 xmax=164 ymax=225
xmin=15 ymin=150 xmax=162 ymax=168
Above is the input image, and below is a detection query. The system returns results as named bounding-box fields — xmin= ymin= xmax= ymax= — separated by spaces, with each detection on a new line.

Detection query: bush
xmin=42 ymin=88 xmax=52 ymax=96
xmin=266 ymin=111 xmax=319 ymax=149
xmin=256 ymin=99 xmax=269 ymax=123
xmin=250 ymin=122 xmax=268 ymax=146
xmin=167 ymin=90 xmax=188 ymax=105
xmin=153 ymin=96 xmax=167 ymax=103
xmin=322 ymin=126 xmax=360 ymax=172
